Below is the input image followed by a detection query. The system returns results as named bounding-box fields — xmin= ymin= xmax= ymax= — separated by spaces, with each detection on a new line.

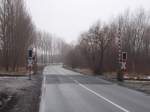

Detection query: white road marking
xmin=72 ymin=78 xmax=130 ymax=112
xmin=41 ymin=66 xmax=130 ymax=112
xmin=39 ymin=76 xmax=46 ymax=112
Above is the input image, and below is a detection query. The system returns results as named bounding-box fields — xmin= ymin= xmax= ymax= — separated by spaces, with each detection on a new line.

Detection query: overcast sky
xmin=26 ymin=0 xmax=150 ymax=43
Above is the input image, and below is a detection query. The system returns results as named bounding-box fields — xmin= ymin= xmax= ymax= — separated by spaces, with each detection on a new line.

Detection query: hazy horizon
xmin=26 ymin=0 xmax=150 ymax=43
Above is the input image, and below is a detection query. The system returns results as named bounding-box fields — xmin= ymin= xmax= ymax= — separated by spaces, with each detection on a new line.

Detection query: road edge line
xmin=39 ymin=75 xmax=46 ymax=112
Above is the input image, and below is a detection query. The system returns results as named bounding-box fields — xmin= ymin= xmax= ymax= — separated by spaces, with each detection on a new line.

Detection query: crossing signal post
xmin=117 ymin=27 xmax=128 ymax=82
xmin=122 ymin=52 xmax=127 ymax=61
xmin=117 ymin=52 xmax=127 ymax=82
xmin=28 ymin=49 xmax=33 ymax=58
xmin=121 ymin=52 xmax=127 ymax=71
xmin=27 ymin=48 xmax=33 ymax=80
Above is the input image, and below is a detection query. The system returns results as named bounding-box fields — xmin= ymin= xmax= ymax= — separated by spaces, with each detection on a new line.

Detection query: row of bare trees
xmin=35 ymin=31 xmax=70 ymax=64
xmin=0 ymin=0 xmax=35 ymax=71
xmin=65 ymin=9 xmax=150 ymax=74
xmin=0 ymin=0 xmax=70 ymax=71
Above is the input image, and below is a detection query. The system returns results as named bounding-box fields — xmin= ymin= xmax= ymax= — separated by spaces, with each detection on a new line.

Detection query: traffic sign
xmin=122 ymin=52 xmax=127 ymax=61
xmin=28 ymin=58 xmax=33 ymax=67
xmin=121 ymin=62 xmax=126 ymax=71
xmin=28 ymin=49 xmax=33 ymax=58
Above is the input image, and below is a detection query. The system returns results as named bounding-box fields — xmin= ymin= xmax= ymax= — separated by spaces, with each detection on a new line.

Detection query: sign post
xmin=27 ymin=48 xmax=33 ymax=80
xmin=121 ymin=52 xmax=127 ymax=71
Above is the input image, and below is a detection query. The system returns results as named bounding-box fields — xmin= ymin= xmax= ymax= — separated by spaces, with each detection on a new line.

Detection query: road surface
xmin=40 ymin=65 xmax=150 ymax=112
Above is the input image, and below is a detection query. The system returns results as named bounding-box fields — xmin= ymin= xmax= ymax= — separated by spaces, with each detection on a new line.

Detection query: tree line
xmin=1 ymin=0 xmax=149 ymax=75
xmin=0 ymin=0 xmax=70 ymax=71
xmin=0 ymin=0 xmax=36 ymax=71
xmin=35 ymin=31 xmax=70 ymax=65
xmin=64 ymin=9 xmax=150 ymax=74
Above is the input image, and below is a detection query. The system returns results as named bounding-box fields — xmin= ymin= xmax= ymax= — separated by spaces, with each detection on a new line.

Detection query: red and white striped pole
xmin=118 ymin=27 xmax=127 ymax=72
xmin=118 ymin=27 xmax=122 ymax=68
xmin=117 ymin=26 xmax=124 ymax=81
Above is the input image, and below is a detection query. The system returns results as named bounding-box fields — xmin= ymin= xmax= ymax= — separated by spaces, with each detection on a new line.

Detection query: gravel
xmin=0 ymin=67 xmax=43 ymax=112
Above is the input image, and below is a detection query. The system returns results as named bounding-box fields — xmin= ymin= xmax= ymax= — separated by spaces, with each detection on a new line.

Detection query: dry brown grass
xmin=0 ymin=67 xmax=27 ymax=76
xmin=76 ymin=68 xmax=94 ymax=75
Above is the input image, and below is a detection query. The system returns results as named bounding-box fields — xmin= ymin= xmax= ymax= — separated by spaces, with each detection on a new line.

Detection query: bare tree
xmin=0 ymin=0 xmax=35 ymax=71
xmin=65 ymin=8 xmax=150 ymax=75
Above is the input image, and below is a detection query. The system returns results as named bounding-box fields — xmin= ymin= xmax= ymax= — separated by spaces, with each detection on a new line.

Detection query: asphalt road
xmin=40 ymin=65 xmax=150 ymax=112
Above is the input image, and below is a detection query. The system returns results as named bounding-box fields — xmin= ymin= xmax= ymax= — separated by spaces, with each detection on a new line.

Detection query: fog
xmin=26 ymin=0 xmax=150 ymax=43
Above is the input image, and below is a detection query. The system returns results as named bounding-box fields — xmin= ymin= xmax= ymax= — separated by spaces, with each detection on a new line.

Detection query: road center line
xmin=71 ymin=78 xmax=130 ymax=112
